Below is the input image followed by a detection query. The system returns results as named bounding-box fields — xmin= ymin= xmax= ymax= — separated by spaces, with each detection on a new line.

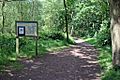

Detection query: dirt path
xmin=0 ymin=40 xmax=101 ymax=80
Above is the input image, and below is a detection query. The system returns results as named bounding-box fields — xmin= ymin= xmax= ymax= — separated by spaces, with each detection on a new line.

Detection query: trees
xmin=110 ymin=0 xmax=120 ymax=67
xmin=0 ymin=0 xmax=117 ymax=67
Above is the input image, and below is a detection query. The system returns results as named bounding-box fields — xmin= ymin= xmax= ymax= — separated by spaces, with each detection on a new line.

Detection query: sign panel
xmin=16 ymin=21 xmax=38 ymax=37
xmin=18 ymin=26 xmax=25 ymax=36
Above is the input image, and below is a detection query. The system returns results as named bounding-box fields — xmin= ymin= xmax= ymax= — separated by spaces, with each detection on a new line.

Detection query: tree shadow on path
xmin=0 ymin=40 xmax=101 ymax=80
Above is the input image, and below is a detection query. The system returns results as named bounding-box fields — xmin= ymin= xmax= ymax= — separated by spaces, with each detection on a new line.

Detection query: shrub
xmin=0 ymin=35 xmax=16 ymax=56
xmin=40 ymin=31 xmax=65 ymax=40
xmin=0 ymin=35 xmax=28 ymax=62
xmin=96 ymin=20 xmax=111 ymax=46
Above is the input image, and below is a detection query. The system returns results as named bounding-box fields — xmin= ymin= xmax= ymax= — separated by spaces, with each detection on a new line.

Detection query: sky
xmin=38 ymin=0 xmax=45 ymax=1
xmin=28 ymin=0 xmax=45 ymax=2
xmin=29 ymin=0 xmax=45 ymax=1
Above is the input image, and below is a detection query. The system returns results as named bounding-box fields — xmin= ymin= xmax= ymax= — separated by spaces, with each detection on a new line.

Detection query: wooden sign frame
xmin=15 ymin=21 xmax=38 ymax=57
xmin=16 ymin=21 xmax=38 ymax=37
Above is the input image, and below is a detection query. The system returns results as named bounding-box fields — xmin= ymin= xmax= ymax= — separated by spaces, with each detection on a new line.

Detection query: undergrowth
xmin=0 ymin=31 xmax=74 ymax=72
xmin=85 ymin=38 xmax=120 ymax=80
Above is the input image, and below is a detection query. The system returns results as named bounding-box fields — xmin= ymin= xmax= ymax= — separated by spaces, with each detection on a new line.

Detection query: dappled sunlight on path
xmin=0 ymin=39 xmax=101 ymax=80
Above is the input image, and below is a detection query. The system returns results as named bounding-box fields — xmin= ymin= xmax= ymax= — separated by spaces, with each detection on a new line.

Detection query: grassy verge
xmin=85 ymin=38 xmax=120 ymax=80
xmin=38 ymin=39 xmax=71 ymax=56
xmin=0 ymin=38 xmax=73 ymax=72
xmin=19 ymin=38 xmax=73 ymax=57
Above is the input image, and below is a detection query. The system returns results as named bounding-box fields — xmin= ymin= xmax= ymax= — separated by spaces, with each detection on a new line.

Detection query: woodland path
xmin=0 ymin=39 xmax=101 ymax=80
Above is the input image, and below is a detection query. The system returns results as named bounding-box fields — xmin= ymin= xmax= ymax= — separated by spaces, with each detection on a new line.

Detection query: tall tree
xmin=110 ymin=0 xmax=120 ymax=67
xmin=63 ymin=0 xmax=69 ymax=42
xmin=1 ymin=0 xmax=5 ymax=34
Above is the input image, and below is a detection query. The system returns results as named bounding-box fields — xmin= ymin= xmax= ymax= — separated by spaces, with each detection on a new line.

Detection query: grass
xmin=19 ymin=38 xmax=72 ymax=57
xmin=85 ymin=38 xmax=120 ymax=80
xmin=0 ymin=38 xmax=73 ymax=72
xmin=38 ymin=39 xmax=70 ymax=56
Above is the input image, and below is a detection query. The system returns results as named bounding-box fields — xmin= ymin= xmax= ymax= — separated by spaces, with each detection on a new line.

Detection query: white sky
xmin=37 ymin=0 xmax=45 ymax=1
xmin=28 ymin=0 xmax=45 ymax=2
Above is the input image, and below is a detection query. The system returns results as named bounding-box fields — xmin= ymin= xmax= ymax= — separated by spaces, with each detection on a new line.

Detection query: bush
xmin=40 ymin=31 xmax=65 ymax=40
xmin=0 ymin=35 xmax=28 ymax=63
xmin=0 ymin=35 xmax=28 ymax=55
xmin=96 ymin=20 xmax=111 ymax=46
xmin=0 ymin=35 xmax=15 ymax=65
xmin=0 ymin=35 xmax=16 ymax=56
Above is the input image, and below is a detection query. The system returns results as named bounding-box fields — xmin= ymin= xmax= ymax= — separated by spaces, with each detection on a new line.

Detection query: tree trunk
xmin=70 ymin=25 xmax=74 ymax=36
xmin=19 ymin=1 xmax=23 ymax=20
xmin=110 ymin=0 xmax=120 ymax=66
xmin=32 ymin=0 xmax=35 ymax=20
xmin=63 ymin=0 xmax=69 ymax=42
xmin=1 ymin=1 xmax=5 ymax=34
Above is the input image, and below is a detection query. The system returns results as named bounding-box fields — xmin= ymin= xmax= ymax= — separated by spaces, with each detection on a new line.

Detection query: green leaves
xmin=0 ymin=36 xmax=15 ymax=55
xmin=96 ymin=20 xmax=111 ymax=46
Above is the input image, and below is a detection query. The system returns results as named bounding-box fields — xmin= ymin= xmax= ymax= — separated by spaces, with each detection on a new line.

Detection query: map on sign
xmin=16 ymin=21 xmax=38 ymax=37
xmin=18 ymin=26 xmax=25 ymax=36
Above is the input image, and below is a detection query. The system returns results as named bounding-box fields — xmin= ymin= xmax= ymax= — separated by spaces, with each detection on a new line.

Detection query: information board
xmin=16 ymin=21 xmax=38 ymax=37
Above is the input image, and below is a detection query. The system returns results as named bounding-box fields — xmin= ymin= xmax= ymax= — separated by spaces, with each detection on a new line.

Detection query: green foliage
xmin=40 ymin=31 xmax=65 ymax=40
xmin=96 ymin=20 xmax=111 ymax=46
xmin=0 ymin=0 xmax=112 ymax=78
xmin=85 ymin=38 xmax=120 ymax=80
xmin=99 ymin=46 xmax=120 ymax=80
xmin=0 ymin=35 xmax=16 ymax=62
xmin=68 ymin=0 xmax=110 ymax=46
xmin=102 ymin=69 xmax=120 ymax=80
xmin=0 ymin=33 xmax=73 ymax=71
xmin=39 ymin=39 xmax=69 ymax=55
xmin=68 ymin=0 xmax=110 ymax=38
xmin=0 ymin=36 xmax=15 ymax=55
xmin=19 ymin=38 xmax=35 ymax=57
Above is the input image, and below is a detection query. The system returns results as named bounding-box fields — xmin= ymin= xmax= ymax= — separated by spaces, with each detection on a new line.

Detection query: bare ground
xmin=0 ymin=40 xmax=101 ymax=80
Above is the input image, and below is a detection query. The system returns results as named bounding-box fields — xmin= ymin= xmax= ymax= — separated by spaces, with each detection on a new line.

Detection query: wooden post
xmin=35 ymin=37 xmax=38 ymax=56
xmin=16 ymin=37 xmax=19 ymax=57
xmin=32 ymin=0 xmax=38 ymax=56
xmin=16 ymin=1 xmax=23 ymax=57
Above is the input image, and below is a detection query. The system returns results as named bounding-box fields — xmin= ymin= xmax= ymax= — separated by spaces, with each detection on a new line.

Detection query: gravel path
xmin=0 ymin=40 xmax=101 ymax=80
